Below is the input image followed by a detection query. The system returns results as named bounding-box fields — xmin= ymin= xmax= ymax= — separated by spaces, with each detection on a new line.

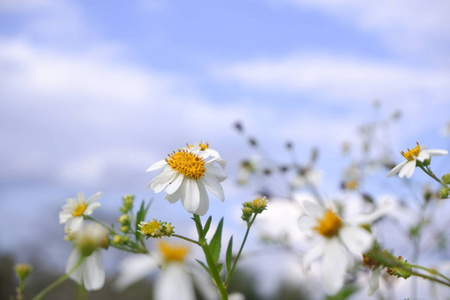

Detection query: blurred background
xmin=1 ymin=0 xmax=449 ymax=299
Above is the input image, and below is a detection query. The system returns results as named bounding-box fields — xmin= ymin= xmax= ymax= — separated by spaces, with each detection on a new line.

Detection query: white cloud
xmin=274 ymin=0 xmax=450 ymax=60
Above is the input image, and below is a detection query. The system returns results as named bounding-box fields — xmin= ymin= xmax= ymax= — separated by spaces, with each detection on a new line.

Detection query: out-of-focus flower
xmin=229 ymin=292 xmax=246 ymax=300
xmin=15 ymin=263 xmax=33 ymax=281
xmin=115 ymin=240 xmax=217 ymax=300
xmin=291 ymin=167 xmax=322 ymax=190
xmin=298 ymin=200 xmax=381 ymax=294
xmin=387 ymin=143 xmax=447 ymax=178
xmin=441 ymin=122 xmax=450 ymax=137
xmin=66 ymin=223 xmax=108 ymax=291
xmin=147 ymin=143 xmax=227 ymax=216
xmin=59 ymin=192 xmax=102 ymax=231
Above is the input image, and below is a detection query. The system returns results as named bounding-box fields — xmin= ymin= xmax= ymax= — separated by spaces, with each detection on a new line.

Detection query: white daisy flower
xmin=147 ymin=144 xmax=227 ymax=216
xmin=298 ymin=200 xmax=380 ymax=295
xmin=387 ymin=143 xmax=448 ymax=179
xmin=59 ymin=192 xmax=102 ymax=231
xmin=115 ymin=240 xmax=218 ymax=300
xmin=66 ymin=223 xmax=108 ymax=291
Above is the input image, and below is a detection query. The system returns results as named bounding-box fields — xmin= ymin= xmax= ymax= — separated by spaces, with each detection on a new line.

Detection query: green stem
xmin=193 ymin=215 xmax=228 ymax=300
xmin=85 ymin=216 xmax=114 ymax=232
xmin=407 ymin=263 xmax=450 ymax=283
xmin=172 ymin=234 xmax=200 ymax=245
xmin=32 ymin=257 xmax=84 ymax=300
xmin=419 ymin=166 xmax=447 ymax=188
xmin=409 ymin=270 xmax=450 ymax=288
xmin=225 ymin=214 xmax=257 ymax=287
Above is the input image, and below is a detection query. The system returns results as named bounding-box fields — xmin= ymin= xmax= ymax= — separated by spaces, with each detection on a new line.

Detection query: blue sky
xmin=1 ymin=0 xmax=450 ymax=297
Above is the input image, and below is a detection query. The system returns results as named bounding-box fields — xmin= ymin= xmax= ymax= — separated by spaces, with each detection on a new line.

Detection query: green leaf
xmin=225 ymin=236 xmax=233 ymax=274
xmin=216 ymin=263 xmax=223 ymax=274
xmin=195 ymin=259 xmax=210 ymax=275
xmin=192 ymin=216 xmax=203 ymax=237
xmin=209 ymin=218 xmax=224 ymax=264
xmin=202 ymin=216 xmax=213 ymax=238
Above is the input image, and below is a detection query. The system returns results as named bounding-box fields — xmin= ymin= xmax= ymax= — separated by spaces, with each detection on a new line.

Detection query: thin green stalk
xmin=193 ymin=215 xmax=228 ymax=300
xmin=225 ymin=214 xmax=257 ymax=287
xmin=172 ymin=234 xmax=200 ymax=245
xmin=407 ymin=263 xmax=450 ymax=283
xmin=419 ymin=166 xmax=447 ymax=188
xmin=32 ymin=257 xmax=84 ymax=300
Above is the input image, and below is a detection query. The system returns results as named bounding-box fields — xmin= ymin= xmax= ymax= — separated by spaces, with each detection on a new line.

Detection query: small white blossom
xmin=59 ymin=192 xmax=102 ymax=231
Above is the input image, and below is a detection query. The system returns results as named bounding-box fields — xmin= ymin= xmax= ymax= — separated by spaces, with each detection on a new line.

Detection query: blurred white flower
xmin=59 ymin=192 xmax=102 ymax=231
xmin=441 ymin=122 xmax=450 ymax=137
xmin=229 ymin=292 xmax=246 ymax=300
xmin=298 ymin=200 xmax=380 ymax=295
xmin=387 ymin=143 xmax=447 ymax=178
xmin=147 ymin=143 xmax=227 ymax=215
xmin=66 ymin=223 xmax=108 ymax=291
xmin=291 ymin=167 xmax=322 ymax=190
xmin=115 ymin=240 xmax=218 ymax=300
xmin=367 ymin=266 xmax=382 ymax=296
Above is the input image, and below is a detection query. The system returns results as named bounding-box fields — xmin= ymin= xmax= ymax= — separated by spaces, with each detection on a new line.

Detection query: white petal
xmin=155 ymin=264 xmax=195 ymax=300
xmin=195 ymin=181 xmax=210 ymax=216
xmin=386 ymin=160 xmax=408 ymax=177
xmin=205 ymin=164 xmax=227 ymax=182
xmin=399 ymin=160 xmax=416 ymax=178
xmin=427 ymin=149 xmax=448 ymax=156
xmin=85 ymin=202 xmax=101 ymax=215
xmin=303 ymin=239 xmax=326 ymax=272
xmin=190 ymin=264 xmax=219 ymax=300
xmin=322 ymin=238 xmax=347 ymax=295
xmin=416 ymin=150 xmax=430 ymax=162
xmin=368 ymin=267 xmax=381 ymax=296
xmin=297 ymin=215 xmax=316 ymax=237
xmin=115 ymin=254 xmax=159 ymax=290
xmin=66 ymin=249 xmax=85 ymax=285
xmin=181 ymin=179 xmax=200 ymax=213
xmin=83 ymin=251 xmax=105 ymax=291
xmin=339 ymin=226 xmax=373 ymax=255
xmin=165 ymin=181 xmax=184 ymax=204
xmin=149 ymin=168 xmax=178 ymax=193
xmin=67 ymin=216 xmax=83 ymax=232
xmin=350 ymin=201 xmax=394 ymax=225
xmin=165 ymin=174 xmax=183 ymax=195
xmin=302 ymin=200 xmax=324 ymax=218
xmin=146 ymin=159 xmax=167 ymax=172
xmin=86 ymin=192 xmax=102 ymax=204
xmin=201 ymin=174 xmax=225 ymax=202
xmin=77 ymin=192 xmax=86 ymax=202
xmin=59 ymin=212 xmax=72 ymax=223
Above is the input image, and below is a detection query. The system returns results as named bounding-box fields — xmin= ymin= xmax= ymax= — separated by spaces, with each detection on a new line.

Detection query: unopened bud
xmin=15 ymin=263 xmax=32 ymax=281
xmin=113 ymin=235 xmax=122 ymax=244
xmin=123 ymin=195 xmax=134 ymax=208
xmin=442 ymin=173 xmax=450 ymax=185
xmin=241 ymin=207 xmax=253 ymax=221
xmin=252 ymin=197 xmax=268 ymax=213
xmin=439 ymin=188 xmax=449 ymax=199
xmin=118 ymin=214 xmax=129 ymax=224
xmin=120 ymin=225 xmax=130 ymax=233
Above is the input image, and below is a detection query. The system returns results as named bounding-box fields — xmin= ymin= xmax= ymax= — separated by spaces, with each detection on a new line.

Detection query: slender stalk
xmin=407 ymin=263 xmax=450 ymax=283
xmin=172 ymin=234 xmax=200 ymax=245
xmin=225 ymin=214 xmax=257 ymax=287
xmin=32 ymin=257 xmax=84 ymax=300
xmin=192 ymin=214 xmax=228 ymax=300
xmin=419 ymin=166 xmax=446 ymax=188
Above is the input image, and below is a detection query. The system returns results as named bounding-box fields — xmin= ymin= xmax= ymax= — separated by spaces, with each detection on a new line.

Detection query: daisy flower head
xmin=66 ymin=223 xmax=108 ymax=291
xmin=387 ymin=142 xmax=448 ymax=179
xmin=147 ymin=143 xmax=227 ymax=216
xmin=298 ymin=200 xmax=375 ymax=295
xmin=115 ymin=241 xmax=217 ymax=300
xmin=59 ymin=192 xmax=102 ymax=232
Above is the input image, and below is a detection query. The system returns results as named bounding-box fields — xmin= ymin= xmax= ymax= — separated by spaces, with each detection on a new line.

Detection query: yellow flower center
xmin=72 ymin=202 xmax=87 ymax=217
xmin=401 ymin=144 xmax=421 ymax=161
xmin=199 ymin=142 xmax=209 ymax=151
xmin=158 ymin=241 xmax=189 ymax=263
xmin=139 ymin=219 xmax=162 ymax=237
xmin=314 ymin=210 xmax=343 ymax=238
xmin=166 ymin=150 xmax=206 ymax=180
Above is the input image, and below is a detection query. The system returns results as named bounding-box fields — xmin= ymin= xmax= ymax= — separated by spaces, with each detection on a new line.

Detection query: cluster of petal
xmin=115 ymin=241 xmax=218 ymax=300
xmin=66 ymin=223 xmax=107 ymax=291
xmin=147 ymin=143 xmax=227 ymax=216
xmin=59 ymin=192 xmax=102 ymax=231
xmin=298 ymin=200 xmax=377 ymax=294
xmin=387 ymin=145 xmax=447 ymax=178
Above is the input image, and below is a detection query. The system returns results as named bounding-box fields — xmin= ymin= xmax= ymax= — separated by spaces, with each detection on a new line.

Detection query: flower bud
xmin=439 ymin=188 xmax=449 ymax=199
xmin=15 ymin=263 xmax=32 ymax=281
xmin=252 ymin=197 xmax=268 ymax=213
xmin=118 ymin=214 xmax=129 ymax=224
xmin=123 ymin=195 xmax=134 ymax=208
xmin=241 ymin=207 xmax=253 ymax=221
xmin=120 ymin=225 xmax=130 ymax=233
xmin=113 ymin=235 xmax=122 ymax=244
xmin=442 ymin=173 xmax=450 ymax=185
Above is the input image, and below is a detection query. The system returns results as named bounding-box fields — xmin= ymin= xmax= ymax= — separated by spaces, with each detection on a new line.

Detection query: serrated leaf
xmin=226 ymin=236 xmax=233 ymax=274
xmin=195 ymin=259 xmax=210 ymax=275
xmin=202 ymin=216 xmax=213 ymax=238
xmin=209 ymin=218 xmax=224 ymax=264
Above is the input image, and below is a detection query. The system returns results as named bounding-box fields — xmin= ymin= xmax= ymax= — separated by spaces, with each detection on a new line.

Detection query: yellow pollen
xmin=158 ymin=241 xmax=189 ymax=262
xmin=401 ymin=143 xmax=421 ymax=161
xmin=72 ymin=202 xmax=87 ymax=217
xmin=314 ymin=210 xmax=343 ymax=238
xmin=199 ymin=142 xmax=209 ymax=151
xmin=139 ymin=220 xmax=162 ymax=237
xmin=166 ymin=150 xmax=206 ymax=180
